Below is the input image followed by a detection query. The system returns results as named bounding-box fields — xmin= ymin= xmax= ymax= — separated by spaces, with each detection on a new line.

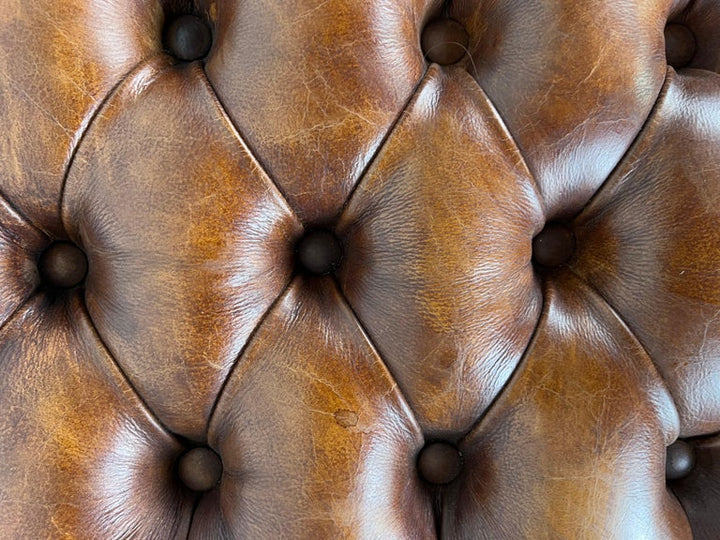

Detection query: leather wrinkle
xmin=186 ymin=496 xmax=201 ymax=540
xmin=0 ymin=188 xmax=46 ymax=242
xmin=57 ymin=52 xmax=167 ymax=241
xmin=0 ymin=290 xmax=40 ymax=340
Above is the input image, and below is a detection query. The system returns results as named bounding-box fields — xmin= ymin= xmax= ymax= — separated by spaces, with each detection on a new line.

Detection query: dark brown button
xmin=38 ymin=242 xmax=88 ymax=288
xmin=296 ymin=230 xmax=343 ymax=275
xmin=417 ymin=442 xmax=462 ymax=485
xmin=164 ymin=15 xmax=212 ymax=61
xmin=664 ymin=23 xmax=696 ymax=68
xmin=421 ymin=19 xmax=469 ymax=65
xmin=178 ymin=447 xmax=223 ymax=492
xmin=532 ymin=222 xmax=576 ymax=268
xmin=666 ymin=440 xmax=695 ymax=481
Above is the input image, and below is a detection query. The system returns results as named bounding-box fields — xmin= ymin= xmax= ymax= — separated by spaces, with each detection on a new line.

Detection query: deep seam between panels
xmin=572 ymin=67 xmax=674 ymax=224
xmin=185 ymin=496 xmax=201 ymax=540
xmin=668 ymin=482 xmax=693 ymax=533
xmin=329 ymin=274 xmax=424 ymax=436
xmin=336 ymin=64 xmax=431 ymax=224
xmin=684 ymin=0 xmax=699 ymax=18
xmin=458 ymin=276 xmax=548 ymax=446
xmin=330 ymin=273 xmax=442 ymax=540
xmin=567 ymin=266 xmax=683 ymax=438
xmin=204 ymin=274 xmax=296 ymax=435
xmin=198 ymin=66 xmax=301 ymax=227
xmin=455 ymin=66 xmax=546 ymax=218
xmin=199 ymin=66 xmax=300 ymax=226
xmin=57 ymin=52 xmax=168 ymax=238
xmin=79 ymin=292 xmax=177 ymax=440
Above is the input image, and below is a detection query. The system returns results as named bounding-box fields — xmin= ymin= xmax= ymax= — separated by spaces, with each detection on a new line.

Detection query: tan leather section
xmin=206 ymin=277 xmax=433 ymax=538
xmin=446 ymin=274 xmax=688 ymax=539
xmin=574 ymin=69 xmax=720 ymax=437
xmin=449 ymin=0 xmax=673 ymax=218
xmin=1 ymin=0 xmax=719 ymax=536
xmin=63 ymin=59 xmax=302 ymax=440
xmin=0 ymin=293 xmax=192 ymax=538
xmin=337 ymin=65 xmax=543 ymax=436
xmin=204 ymin=0 xmax=435 ymax=223
xmin=0 ymin=0 xmax=162 ymax=234
xmin=0 ymin=196 xmax=45 ymax=327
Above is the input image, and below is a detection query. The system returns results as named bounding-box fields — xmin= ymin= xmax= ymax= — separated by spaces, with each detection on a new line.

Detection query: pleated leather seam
xmin=572 ymin=66 xmax=675 ymax=225
xmin=0 ymin=188 xmax=47 ymax=242
xmin=78 ymin=292 xmax=177 ymax=441
xmin=567 ymin=266 xmax=683 ymax=443
xmin=57 ymin=51 xmax=169 ymax=240
xmin=204 ymin=274 xmax=296 ymax=436
xmin=197 ymin=65 xmax=301 ymax=226
xmin=457 ymin=276 xmax=548 ymax=446
xmin=329 ymin=273 xmax=425 ymax=437
xmin=336 ymin=64 xmax=432 ymax=225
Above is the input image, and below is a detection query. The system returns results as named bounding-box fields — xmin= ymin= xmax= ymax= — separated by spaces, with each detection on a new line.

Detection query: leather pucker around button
xmin=295 ymin=230 xmax=343 ymax=275
xmin=532 ymin=222 xmax=576 ymax=268
xmin=164 ymin=15 xmax=212 ymax=62
xmin=178 ymin=447 xmax=223 ymax=492
xmin=666 ymin=440 xmax=695 ymax=481
xmin=421 ymin=19 xmax=469 ymax=65
xmin=417 ymin=441 xmax=462 ymax=485
xmin=38 ymin=242 xmax=88 ymax=288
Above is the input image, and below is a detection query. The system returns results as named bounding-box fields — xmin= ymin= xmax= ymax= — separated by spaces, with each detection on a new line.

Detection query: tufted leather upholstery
xmin=1 ymin=0 xmax=719 ymax=537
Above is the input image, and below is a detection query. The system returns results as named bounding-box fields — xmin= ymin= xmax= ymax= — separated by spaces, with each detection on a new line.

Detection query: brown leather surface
xmin=1 ymin=0 xmax=719 ymax=538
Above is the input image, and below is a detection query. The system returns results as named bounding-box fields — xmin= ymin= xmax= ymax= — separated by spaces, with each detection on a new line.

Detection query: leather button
xmin=417 ymin=441 xmax=462 ymax=485
xmin=532 ymin=222 xmax=576 ymax=268
xmin=165 ymin=15 xmax=212 ymax=61
xmin=664 ymin=23 xmax=696 ymax=68
xmin=178 ymin=447 xmax=223 ymax=492
xmin=421 ymin=19 xmax=469 ymax=65
xmin=666 ymin=440 xmax=695 ymax=481
xmin=38 ymin=242 xmax=88 ymax=288
xmin=296 ymin=230 xmax=343 ymax=275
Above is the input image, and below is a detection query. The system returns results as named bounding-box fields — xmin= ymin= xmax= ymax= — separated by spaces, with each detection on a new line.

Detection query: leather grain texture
xmin=0 ymin=0 xmax=718 ymax=538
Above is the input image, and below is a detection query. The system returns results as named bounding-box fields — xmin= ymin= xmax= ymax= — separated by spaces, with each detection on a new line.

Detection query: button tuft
xmin=164 ymin=15 xmax=212 ymax=61
xmin=664 ymin=23 xmax=696 ymax=69
xmin=421 ymin=19 xmax=469 ymax=65
xmin=38 ymin=242 xmax=88 ymax=289
xmin=178 ymin=447 xmax=223 ymax=492
xmin=666 ymin=440 xmax=695 ymax=481
xmin=296 ymin=229 xmax=343 ymax=275
xmin=532 ymin=222 xmax=576 ymax=268
xmin=417 ymin=441 xmax=462 ymax=485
